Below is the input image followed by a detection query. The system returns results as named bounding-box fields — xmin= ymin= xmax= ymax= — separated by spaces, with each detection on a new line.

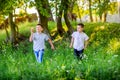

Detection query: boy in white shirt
xmin=29 ymin=24 xmax=55 ymax=63
xmin=70 ymin=23 xmax=89 ymax=59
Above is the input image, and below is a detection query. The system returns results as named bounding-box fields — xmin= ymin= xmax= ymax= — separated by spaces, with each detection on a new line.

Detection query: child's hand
xmin=31 ymin=28 xmax=34 ymax=34
xmin=51 ymin=46 xmax=55 ymax=50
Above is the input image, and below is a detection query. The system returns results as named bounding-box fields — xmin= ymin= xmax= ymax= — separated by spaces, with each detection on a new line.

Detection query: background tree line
xmin=0 ymin=0 xmax=119 ymax=46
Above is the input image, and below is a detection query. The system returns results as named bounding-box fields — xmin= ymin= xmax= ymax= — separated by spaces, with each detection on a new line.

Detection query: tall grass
xmin=0 ymin=22 xmax=120 ymax=80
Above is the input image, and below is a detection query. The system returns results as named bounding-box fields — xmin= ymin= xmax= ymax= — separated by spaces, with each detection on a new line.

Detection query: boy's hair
xmin=77 ymin=23 xmax=84 ymax=28
xmin=37 ymin=24 xmax=42 ymax=27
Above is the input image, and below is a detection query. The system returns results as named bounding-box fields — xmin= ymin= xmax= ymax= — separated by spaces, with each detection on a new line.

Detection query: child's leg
xmin=74 ymin=49 xmax=80 ymax=59
xmin=74 ymin=49 xmax=84 ymax=60
xmin=38 ymin=49 xmax=44 ymax=63
xmin=78 ymin=49 xmax=84 ymax=59
xmin=34 ymin=51 xmax=39 ymax=62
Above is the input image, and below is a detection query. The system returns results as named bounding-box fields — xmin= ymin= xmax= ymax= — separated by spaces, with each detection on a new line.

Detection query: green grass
xmin=0 ymin=29 xmax=9 ymax=42
xmin=0 ymin=22 xmax=120 ymax=80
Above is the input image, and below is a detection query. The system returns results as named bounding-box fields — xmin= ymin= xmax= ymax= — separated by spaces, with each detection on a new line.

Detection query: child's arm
xmin=84 ymin=40 xmax=89 ymax=49
xmin=70 ymin=37 xmax=74 ymax=48
xmin=48 ymin=39 xmax=55 ymax=50
xmin=29 ymin=28 xmax=34 ymax=42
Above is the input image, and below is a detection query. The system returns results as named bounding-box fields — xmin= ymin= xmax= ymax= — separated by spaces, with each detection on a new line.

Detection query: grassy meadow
xmin=0 ymin=21 xmax=120 ymax=80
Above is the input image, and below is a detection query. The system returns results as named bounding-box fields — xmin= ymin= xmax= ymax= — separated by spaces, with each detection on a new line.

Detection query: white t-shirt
xmin=71 ymin=31 xmax=89 ymax=51
xmin=32 ymin=32 xmax=49 ymax=51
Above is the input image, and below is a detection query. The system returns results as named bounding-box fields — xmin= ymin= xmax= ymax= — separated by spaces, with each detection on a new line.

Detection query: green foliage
xmin=109 ymin=2 xmax=118 ymax=14
xmin=96 ymin=0 xmax=110 ymax=16
xmin=35 ymin=0 xmax=50 ymax=17
xmin=0 ymin=22 xmax=120 ymax=80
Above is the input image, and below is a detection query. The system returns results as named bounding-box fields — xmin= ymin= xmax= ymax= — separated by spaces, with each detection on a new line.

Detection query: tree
xmin=76 ymin=1 xmax=82 ymax=22
xmin=88 ymin=0 xmax=93 ymax=22
xmin=48 ymin=1 xmax=54 ymax=21
xmin=63 ymin=0 xmax=74 ymax=35
xmin=0 ymin=0 xmax=28 ymax=46
xmin=72 ymin=0 xmax=86 ymax=22
xmin=56 ymin=0 xmax=65 ymax=36
xmin=0 ymin=1 xmax=17 ymax=45
xmin=96 ymin=0 xmax=110 ymax=22
xmin=35 ymin=0 xmax=50 ymax=36
xmin=67 ymin=0 xmax=77 ymax=21
xmin=0 ymin=16 xmax=9 ymax=41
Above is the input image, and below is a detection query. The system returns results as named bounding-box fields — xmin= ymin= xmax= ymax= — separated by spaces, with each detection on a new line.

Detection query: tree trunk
xmin=63 ymin=0 xmax=74 ymax=35
xmin=95 ymin=16 xmax=98 ymax=22
xmin=24 ymin=3 xmax=28 ymax=14
xmin=69 ymin=0 xmax=76 ymax=13
xmin=57 ymin=9 xmax=65 ymax=36
xmin=68 ymin=0 xmax=77 ymax=21
xmin=99 ymin=15 xmax=102 ymax=22
xmin=4 ymin=23 xmax=10 ymax=42
xmin=88 ymin=0 xmax=93 ymax=22
xmin=64 ymin=13 xmax=74 ymax=34
xmin=55 ymin=0 xmax=58 ymax=22
xmin=40 ymin=12 xmax=50 ymax=35
xmin=35 ymin=0 xmax=50 ymax=36
xmin=3 ymin=18 xmax=10 ymax=42
xmin=56 ymin=0 xmax=65 ymax=36
xmin=9 ymin=12 xmax=17 ymax=45
xmin=103 ymin=12 xmax=107 ymax=22
xmin=37 ymin=9 xmax=41 ymax=24
xmin=98 ymin=0 xmax=102 ymax=22
xmin=77 ymin=3 xmax=82 ymax=22
xmin=47 ymin=0 xmax=54 ymax=21
xmin=48 ymin=10 xmax=54 ymax=21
